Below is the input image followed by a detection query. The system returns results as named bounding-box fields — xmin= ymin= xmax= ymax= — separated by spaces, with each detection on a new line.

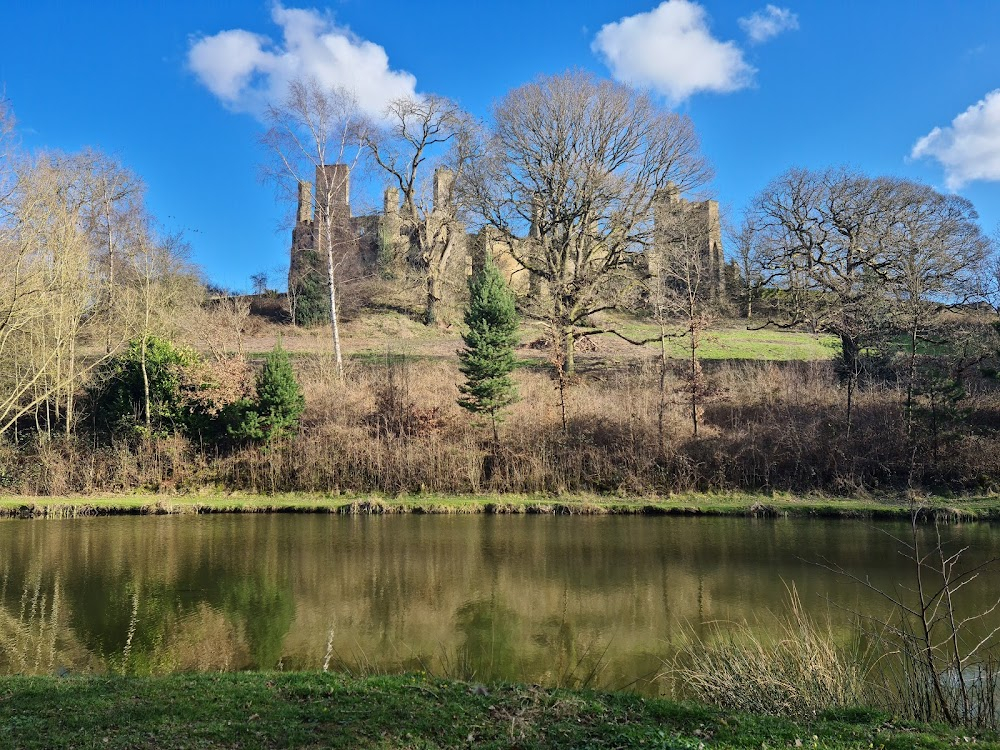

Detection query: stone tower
xmin=432 ymin=167 xmax=454 ymax=213
xmin=653 ymin=182 xmax=724 ymax=300
xmin=288 ymin=164 xmax=354 ymax=320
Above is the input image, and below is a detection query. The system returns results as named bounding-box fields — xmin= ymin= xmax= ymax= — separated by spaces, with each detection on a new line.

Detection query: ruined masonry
xmin=288 ymin=166 xmax=724 ymax=306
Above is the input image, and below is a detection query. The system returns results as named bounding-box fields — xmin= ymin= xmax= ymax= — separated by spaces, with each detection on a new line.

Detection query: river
xmin=1 ymin=514 xmax=997 ymax=692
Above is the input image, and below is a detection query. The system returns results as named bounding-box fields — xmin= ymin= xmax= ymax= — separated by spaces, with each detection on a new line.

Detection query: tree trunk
xmin=689 ymin=327 xmax=699 ymax=438
xmin=425 ymin=231 xmax=455 ymax=327
xmin=840 ymin=333 xmax=859 ymax=437
xmin=140 ymin=335 xmax=151 ymax=432
xmin=905 ymin=315 xmax=918 ymax=437
xmin=64 ymin=333 xmax=76 ymax=436
xmin=657 ymin=312 xmax=668 ymax=455
xmin=563 ymin=328 xmax=575 ymax=374
xmin=104 ymin=194 xmax=116 ymax=355
xmin=327 ymin=244 xmax=344 ymax=381
xmin=425 ymin=271 xmax=439 ymax=326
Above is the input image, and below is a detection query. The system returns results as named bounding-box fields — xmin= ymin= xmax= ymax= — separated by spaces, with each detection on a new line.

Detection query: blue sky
xmin=2 ymin=1 xmax=999 ymax=291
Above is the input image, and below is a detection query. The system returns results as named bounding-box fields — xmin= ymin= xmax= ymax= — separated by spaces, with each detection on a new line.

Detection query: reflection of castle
xmin=288 ymin=165 xmax=724 ymax=310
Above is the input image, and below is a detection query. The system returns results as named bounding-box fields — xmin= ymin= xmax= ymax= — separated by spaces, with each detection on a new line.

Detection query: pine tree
xmin=458 ymin=258 xmax=519 ymax=441
xmin=230 ymin=343 xmax=305 ymax=442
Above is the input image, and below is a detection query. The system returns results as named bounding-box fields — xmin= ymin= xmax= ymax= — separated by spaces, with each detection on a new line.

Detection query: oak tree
xmin=461 ymin=71 xmax=711 ymax=373
xmin=364 ymin=95 xmax=477 ymax=325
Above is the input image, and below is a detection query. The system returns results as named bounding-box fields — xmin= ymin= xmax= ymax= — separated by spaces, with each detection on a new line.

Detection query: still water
xmin=1 ymin=514 xmax=998 ymax=692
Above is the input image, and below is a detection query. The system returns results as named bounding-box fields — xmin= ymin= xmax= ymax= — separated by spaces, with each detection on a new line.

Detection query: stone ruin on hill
xmin=288 ymin=164 xmax=725 ymax=320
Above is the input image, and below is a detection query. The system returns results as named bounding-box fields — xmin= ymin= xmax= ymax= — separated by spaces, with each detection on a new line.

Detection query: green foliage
xmin=457 ymin=259 xmax=519 ymax=437
xmin=912 ymin=361 xmax=971 ymax=463
xmin=91 ymin=336 xmax=198 ymax=438
xmin=221 ymin=576 xmax=295 ymax=668
xmin=1 ymin=672 xmax=995 ymax=749
xmin=229 ymin=343 xmax=305 ymax=442
xmin=291 ymin=251 xmax=330 ymax=327
xmin=376 ymin=225 xmax=398 ymax=280
xmin=90 ymin=336 xmax=255 ymax=444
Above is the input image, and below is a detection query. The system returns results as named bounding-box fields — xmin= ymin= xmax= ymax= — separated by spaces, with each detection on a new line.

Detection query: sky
xmin=2 ymin=0 xmax=999 ymax=291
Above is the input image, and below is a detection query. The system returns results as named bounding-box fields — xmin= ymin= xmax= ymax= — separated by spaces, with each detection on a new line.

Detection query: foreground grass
xmin=0 ymin=672 xmax=995 ymax=749
xmin=2 ymin=491 xmax=999 ymax=520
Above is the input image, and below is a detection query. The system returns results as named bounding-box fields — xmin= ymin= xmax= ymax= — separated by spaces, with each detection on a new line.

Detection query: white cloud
xmin=187 ymin=4 xmax=417 ymax=118
xmin=738 ymin=5 xmax=799 ymax=44
xmin=911 ymin=90 xmax=1000 ymax=189
xmin=592 ymin=0 xmax=754 ymax=102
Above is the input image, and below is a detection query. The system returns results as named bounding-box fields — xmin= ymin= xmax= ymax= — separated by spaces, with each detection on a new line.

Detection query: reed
xmin=668 ymin=586 xmax=875 ymax=718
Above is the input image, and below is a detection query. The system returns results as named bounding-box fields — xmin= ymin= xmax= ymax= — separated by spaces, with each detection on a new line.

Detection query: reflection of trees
xmin=0 ymin=518 xmax=297 ymax=674
xmin=66 ymin=571 xmax=295 ymax=674
xmin=221 ymin=577 xmax=294 ymax=669
xmin=454 ymin=597 xmax=519 ymax=682
xmin=58 ymin=570 xmax=295 ymax=674
xmin=1 ymin=516 xmax=998 ymax=690
xmin=0 ymin=567 xmax=92 ymax=675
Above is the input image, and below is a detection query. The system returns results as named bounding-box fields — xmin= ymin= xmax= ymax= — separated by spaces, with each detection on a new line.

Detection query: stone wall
xmin=289 ymin=166 xmax=725 ymax=315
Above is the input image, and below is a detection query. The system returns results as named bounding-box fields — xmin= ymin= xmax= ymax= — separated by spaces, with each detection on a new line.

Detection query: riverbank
xmin=1 ymin=491 xmax=999 ymax=520
xmin=0 ymin=672 xmax=995 ymax=749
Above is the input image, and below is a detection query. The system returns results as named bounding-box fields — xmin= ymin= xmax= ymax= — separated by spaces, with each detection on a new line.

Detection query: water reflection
xmin=0 ymin=515 xmax=997 ymax=692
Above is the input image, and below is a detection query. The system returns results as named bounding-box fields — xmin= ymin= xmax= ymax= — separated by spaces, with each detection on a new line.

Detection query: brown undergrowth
xmin=3 ymin=356 xmax=999 ymax=496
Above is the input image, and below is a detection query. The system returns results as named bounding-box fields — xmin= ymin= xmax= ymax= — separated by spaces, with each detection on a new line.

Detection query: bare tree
xmin=819 ymin=511 xmax=1000 ymax=727
xmin=0 ymin=133 xmax=200 ymax=439
xmin=74 ymin=150 xmax=146 ymax=354
xmin=988 ymin=231 xmax=1000 ymax=320
xmin=649 ymin=205 xmax=718 ymax=437
xmin=886 ymin=182 xmax=990 ymax=435
xmin=749 ymin=169 xmax=992 ymax=435
xmin=749 ymin=168 xmax=899 ymax=432
xmin=0 ymin=93 xmax=16 ymax=214
xmin=461 ymin=71 xmax=711 ymax=373
xmin=261 ymin=78 xmax=367 ymax=380
xmin=0 ymin=152 xmax=142 ymax=436
xmin=725 ymin=214 xmax=775 ymax=320
xmin=118 ymin=229 xmax=200 ymax=432
xmin=364 ymin=95 xmax=477 ymax=325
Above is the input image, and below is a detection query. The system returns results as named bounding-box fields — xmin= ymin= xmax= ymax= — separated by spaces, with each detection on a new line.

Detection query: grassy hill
xmin=237 ymin=309 xmax=839 ymax=364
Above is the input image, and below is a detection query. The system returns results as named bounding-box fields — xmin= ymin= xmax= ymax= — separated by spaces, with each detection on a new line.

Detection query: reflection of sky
xmin=0 ymin=515 xmax=996 ymax=692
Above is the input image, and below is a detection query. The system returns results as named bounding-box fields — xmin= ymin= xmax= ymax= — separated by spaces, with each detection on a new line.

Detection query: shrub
xmin=290 ymin=251 xmax=330 ymax=327
xmin=89 ymin=336 xmax=253 ymax=443
xmin=90 ymin=337 xmax=198 ymax=438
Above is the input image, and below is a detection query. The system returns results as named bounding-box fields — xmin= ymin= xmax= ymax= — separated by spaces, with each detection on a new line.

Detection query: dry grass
xmin=667 ymin=586 xmax=875 ymax=718
xmin=3 ymin=353 xmax=999 ymax=496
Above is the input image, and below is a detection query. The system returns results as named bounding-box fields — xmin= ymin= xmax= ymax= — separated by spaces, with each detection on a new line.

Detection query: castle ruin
xmin=289 ymin=166 xmax=725 ymax=319
xmin=653 ymin=181 xmax=725 ymax=300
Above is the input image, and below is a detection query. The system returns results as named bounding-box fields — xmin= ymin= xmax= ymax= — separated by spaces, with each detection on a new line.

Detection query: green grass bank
xmin=2 ymin=492 xmax=1000 ymax=520
xmin=0 ymin=672 xmax=996 ymax=749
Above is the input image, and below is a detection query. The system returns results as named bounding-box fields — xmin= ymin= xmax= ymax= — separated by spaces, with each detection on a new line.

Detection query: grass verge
xmin=1 ymin=492 xmax=999 ymax=520
xmin=0 ymin=672 xmax=996 ymax=749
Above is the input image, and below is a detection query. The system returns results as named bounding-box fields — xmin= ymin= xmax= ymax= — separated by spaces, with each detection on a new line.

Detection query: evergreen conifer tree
xmin=458 ymin=258 xmax=519 ymax=441
xmin=291 ymin=251 xmax=331 ymax=327
xmin=231 ymin=343 xmax=305 ymax=442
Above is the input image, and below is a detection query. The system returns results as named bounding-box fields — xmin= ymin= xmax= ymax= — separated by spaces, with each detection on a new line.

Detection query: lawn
xmin=0 ymin=672 xmax=995 ymax=749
